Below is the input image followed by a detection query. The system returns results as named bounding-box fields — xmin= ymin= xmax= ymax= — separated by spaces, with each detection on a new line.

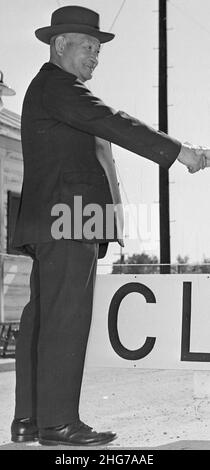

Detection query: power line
xmin=169 ymin=0 xmax=210 ymax=37
xmin=101 ymin=0 xmax=144 ymax=249
xmin=56 ymin=0 xmax=127 ymax=28
xmin=108 ymin=0 xmax=127 ymax=32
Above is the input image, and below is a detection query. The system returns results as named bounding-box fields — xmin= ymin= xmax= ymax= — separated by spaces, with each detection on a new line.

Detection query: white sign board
xmin=85 ymin=274 xmax=210 ymax=369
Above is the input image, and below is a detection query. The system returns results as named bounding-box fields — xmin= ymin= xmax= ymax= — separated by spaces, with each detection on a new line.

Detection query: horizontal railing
xmin=1 ymin=251 xmax=210 ymax=354
xmin=1 ymin=251 xmax=210 ymax=322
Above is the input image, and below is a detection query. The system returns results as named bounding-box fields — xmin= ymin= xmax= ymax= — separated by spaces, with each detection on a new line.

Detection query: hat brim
xmin=35 ymin=24 xmax=115 ymax=44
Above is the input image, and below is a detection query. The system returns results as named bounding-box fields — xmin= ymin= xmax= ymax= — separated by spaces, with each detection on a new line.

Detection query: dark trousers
xmin=15 ymin=240 xmax=99 ymax=428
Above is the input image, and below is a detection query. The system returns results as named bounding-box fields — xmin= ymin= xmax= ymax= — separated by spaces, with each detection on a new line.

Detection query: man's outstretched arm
xmin=43 ymin=70 xmax=205 ymax=173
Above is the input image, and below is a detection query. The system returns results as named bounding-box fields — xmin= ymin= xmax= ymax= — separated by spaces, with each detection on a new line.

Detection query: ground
xmin=0 ymin=362 xmax=210 ymax=450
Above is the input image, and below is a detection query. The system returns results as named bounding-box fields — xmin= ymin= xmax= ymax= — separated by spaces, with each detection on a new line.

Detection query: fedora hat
xmin=35 ymin=6 xmax=115 ymax=45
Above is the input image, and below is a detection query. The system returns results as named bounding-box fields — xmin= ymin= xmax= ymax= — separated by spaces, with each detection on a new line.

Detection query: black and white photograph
xmin=0 ymin=0 xmax=210 ymax=464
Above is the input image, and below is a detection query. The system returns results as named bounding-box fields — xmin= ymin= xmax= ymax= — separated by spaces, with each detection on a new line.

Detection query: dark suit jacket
xmin=12 ymin=62 xmax=181 ymax=259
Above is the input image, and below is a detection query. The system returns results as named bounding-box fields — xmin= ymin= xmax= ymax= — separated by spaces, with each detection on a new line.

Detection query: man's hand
xmin=199 ymin=148 xmax=210 ymax=168
xmin=177 ymin=142 xmax=207 ymax=173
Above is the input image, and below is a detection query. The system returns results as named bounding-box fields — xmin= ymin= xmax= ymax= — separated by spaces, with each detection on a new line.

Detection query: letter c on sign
xmin=108 ymin=282 xmax=156 ymax=360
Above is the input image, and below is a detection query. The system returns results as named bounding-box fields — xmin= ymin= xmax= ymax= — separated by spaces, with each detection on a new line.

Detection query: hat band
xmin=52 ymin=22 xmax=100 ymax=31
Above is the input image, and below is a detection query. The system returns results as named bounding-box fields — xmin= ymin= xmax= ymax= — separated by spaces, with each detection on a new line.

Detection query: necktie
xmin=95 ymin=136 xmax=124 ymax=247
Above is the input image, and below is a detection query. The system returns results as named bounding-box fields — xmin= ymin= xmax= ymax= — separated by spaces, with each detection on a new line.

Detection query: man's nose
xmin=89 ymin=55 xmax=98 ymax=67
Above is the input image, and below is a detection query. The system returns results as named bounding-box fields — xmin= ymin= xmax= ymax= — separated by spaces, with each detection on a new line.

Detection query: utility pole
xmin=159 ymin=0 xmax=171 ymax=274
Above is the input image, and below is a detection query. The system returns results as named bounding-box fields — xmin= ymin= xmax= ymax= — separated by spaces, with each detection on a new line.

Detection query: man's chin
xmin=82 ymin=67 xmax=93 ymax=82
xmin=78 ymin=65 xmax=94 ymax=82
xmin=86 ymin=72 xmax=93 ymax=81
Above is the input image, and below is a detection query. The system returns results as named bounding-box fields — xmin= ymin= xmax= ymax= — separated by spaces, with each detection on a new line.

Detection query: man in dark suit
xmin=11 ymin=6 xmax=206 ymax=447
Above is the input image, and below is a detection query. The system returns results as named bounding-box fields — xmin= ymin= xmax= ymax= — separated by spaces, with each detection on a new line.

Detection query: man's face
xmin=61 ymin=33 xmax=101 ymax=82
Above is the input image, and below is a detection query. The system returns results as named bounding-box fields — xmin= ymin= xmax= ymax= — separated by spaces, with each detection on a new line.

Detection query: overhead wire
xmin=108 ymin=0 xmax=127 ymax=32
xmin=50 ymin=1 xmax=209 ymax=256
xmin=54 ymin=0 xmax=143 ymax=247
xmin=106 ymin=0 xmax=145 ymax=246
xmin=169 ymin=0 xmax=210 ymax=37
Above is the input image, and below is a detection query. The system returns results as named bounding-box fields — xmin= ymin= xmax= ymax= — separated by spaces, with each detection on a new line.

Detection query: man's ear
xmin=54 ymin=35 xmax=66 ymax=56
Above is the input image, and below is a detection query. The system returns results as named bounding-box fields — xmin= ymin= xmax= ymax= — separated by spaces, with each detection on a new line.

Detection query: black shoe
xmin=39 ymin=420 xmax=117 ymax=446
xmin=11 ymin=418 xmax=38 ymax=443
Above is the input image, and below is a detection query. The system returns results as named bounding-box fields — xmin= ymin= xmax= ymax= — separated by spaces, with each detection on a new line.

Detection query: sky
xmin=1 ymin=0 xmax=210 ymax=270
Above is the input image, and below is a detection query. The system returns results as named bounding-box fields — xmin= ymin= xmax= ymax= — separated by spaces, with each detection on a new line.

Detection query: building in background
xmin=0 ymin=107 xmax=31 ymax=323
